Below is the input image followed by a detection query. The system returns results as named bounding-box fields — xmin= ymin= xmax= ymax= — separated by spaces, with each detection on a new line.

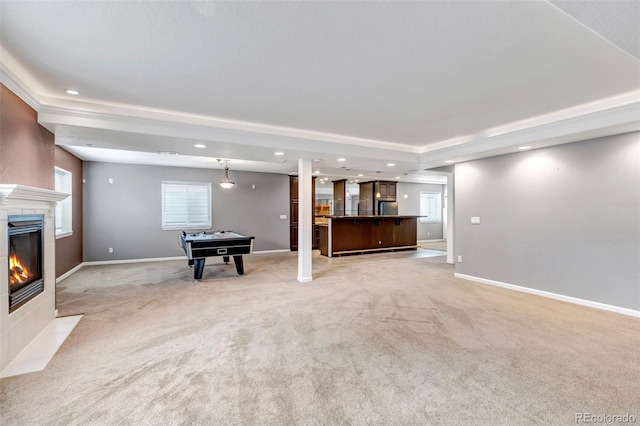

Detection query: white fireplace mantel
xmin=0 ymin=184 xmax=69 ymax=210
xmin=1 ymin=184 xmax=69 ymax=372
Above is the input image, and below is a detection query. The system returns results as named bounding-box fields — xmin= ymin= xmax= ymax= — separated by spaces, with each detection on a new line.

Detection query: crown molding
xmin=418 ymin=91 xmax=640 ymax=166
xmin=37 ymin=103 xmax=422 ymax=164
xmin=3 ymin=45 xmax=636 ymax=166
xmin=36 ymin=98 xmax=422 ymax=155
xmin=0 ymin=62 xmax=41 ymax=112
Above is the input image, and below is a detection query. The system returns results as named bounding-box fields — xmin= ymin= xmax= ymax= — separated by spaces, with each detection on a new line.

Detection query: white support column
xmin=297 ymin=159 xmax=313 ymax=282
xmin=446 ymin=172 xmax=455 ymax=265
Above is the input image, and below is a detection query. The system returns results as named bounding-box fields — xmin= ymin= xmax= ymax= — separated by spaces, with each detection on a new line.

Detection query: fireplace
xmin=1 ymin=185 xmax=68 ymax=371
xmin=7 ymin=215 xmax=44 ymax=313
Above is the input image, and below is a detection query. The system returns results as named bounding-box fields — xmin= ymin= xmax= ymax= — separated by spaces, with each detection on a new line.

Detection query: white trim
xmin=297 ymin=276 xmax=313 ymax=283
xmin=0 ymin=49 xmax=42 ymax=112
xmin=55 ymin=231 xmax=73 ymax=239
xmin=252 ymin=249 xmax=290 ymax=255
xmin=418 ymin=93 xmax=640 ymax=168
xmin=2 ymin=46 xmax=638 ymax=167
xmin=55 ymin=263 xmax=84 ymax=283
xmin=417 ymin=239 xmax=445 ymax=243
xmin=420 ymin=91 xmax=640 ymax=154
xmin=83 ymin=256 xmax=184 ymax=266
xmin=37 ymin=104 xmax=421 ymax=156
xmin=0 ymin=184 xmax=69 ymax=207
xmin=454 ymin=273 xmax=640 ymax=318
xmin=81 ymin=250 xmax=291 ymax=267
xmin=327 ymin=218 xmax=332 ymax=258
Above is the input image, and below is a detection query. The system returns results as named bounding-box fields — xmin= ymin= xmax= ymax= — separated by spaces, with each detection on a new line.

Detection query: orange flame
xmin=9 ymin=254 xmax=31 ymax=286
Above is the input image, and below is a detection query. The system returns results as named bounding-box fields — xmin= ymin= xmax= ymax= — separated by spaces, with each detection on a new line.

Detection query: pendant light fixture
xmin=217 ymin=159 xmax=235 ymax=189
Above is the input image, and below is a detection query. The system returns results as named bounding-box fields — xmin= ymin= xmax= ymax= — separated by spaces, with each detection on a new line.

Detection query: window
xmin=54 ymin=167 xmax=73 ymax=238
xmin=419 ymin=191 xmax=442 ymax=223
xmin=162 ymin=181 xmax=212 ymax=230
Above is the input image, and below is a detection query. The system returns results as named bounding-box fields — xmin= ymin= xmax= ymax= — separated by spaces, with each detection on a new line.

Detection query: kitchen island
xmin=317 ymin=215 xmax=418 ymax=257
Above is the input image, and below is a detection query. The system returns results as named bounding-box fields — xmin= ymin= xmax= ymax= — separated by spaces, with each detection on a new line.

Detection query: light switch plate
xmin=471 ymin=216 xmax=480 ymax=224
xmin=279 ymin=215 xmax=287 ymax=220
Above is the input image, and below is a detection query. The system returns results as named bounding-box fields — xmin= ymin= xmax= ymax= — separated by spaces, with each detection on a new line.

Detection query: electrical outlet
xmin=427 ymin=232 xmax=430 ymax=236
xmin=108 ymin=247 xmax=113 ymax=253
xmin=279 ymin=214 xmax=287 ymax=220
xmin=458 ymin=255 xmax=462 ymax=263
xmin=108 ymin=178 xmax=113 ymax=184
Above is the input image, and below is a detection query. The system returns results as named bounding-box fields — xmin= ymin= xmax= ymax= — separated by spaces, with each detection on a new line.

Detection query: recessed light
xmin=158 ymin=151 xmax=179 ymax=155
xmin=66 ymin=89 xmax=79 ymax=95
xmin=312 ymin=158 xmax=322 ymax=162
xmin=358 ymin=174 xmax=363 ymax=177
xmin=314 ymin=170 xmax=320 ymax=174
xmin=337 ymin=158 xmax=346 ymax=162
xmin=444 ymin=160 xmax=455 ymax=164
xmin=355 ymin=179 xmax=359 ymax=182
xmin=395 ymin=176 xmax=400 ymax=179
xmin=387 ymin=163 xmax=395 ymax=167
xmin=274 ymin=151 xmax=285 ymax=156
xmin=194 ymin=144 xmax=207 ymax=148
xmin=518 ymin=146 xmax=532 ymax=150
xmin=349 ymin=180 xmax=354 ymax=183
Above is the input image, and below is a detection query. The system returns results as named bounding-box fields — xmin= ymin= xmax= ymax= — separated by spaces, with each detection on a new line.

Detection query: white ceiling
xmin=1 ymin=1 xmax=638 ymax=182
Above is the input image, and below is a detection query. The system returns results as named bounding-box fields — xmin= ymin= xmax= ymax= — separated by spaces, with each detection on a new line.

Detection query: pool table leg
xmin=223 ymin=256 xmax=230 ymax=264
xmin=193 ymin=258 xmax=206 ymax=280
xmin=233 ymin=255 xmax=245 ymax=275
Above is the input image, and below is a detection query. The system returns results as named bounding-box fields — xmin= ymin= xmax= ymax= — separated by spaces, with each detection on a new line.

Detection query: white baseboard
xmin=454 ymin=273 xmax=640 ymax=318
xmin=83 ymin=256 xmax=184 ymax=266
xmin=418 ymin=239 xmax=446 ymax=243
xmin=253 ymin=249 xmax=290 ymax=255
xmin=297 ymin=276 xmax=313 ymax=283
xmin=61 ymin=251 xmax=291 ymax=277
xmin=56 ymin=263 xmax=84 ymax=284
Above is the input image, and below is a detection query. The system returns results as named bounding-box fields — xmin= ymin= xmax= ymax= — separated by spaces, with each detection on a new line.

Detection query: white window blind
xmin=54 ymin=167 xmax=73 ymax=237
xmin=161 ymin=181 xmax=212 ymax=230
xmin=419 ymin=192 xmax=442 ymax=223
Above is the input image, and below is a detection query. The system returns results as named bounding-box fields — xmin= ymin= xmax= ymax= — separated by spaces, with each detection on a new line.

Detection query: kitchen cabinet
xmin=289 ymin=176 xmax=317 ymax=250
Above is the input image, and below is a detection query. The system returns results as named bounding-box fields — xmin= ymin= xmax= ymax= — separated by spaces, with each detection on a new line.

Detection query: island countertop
xmin=318 ymin=216 xmax=418 ymax=257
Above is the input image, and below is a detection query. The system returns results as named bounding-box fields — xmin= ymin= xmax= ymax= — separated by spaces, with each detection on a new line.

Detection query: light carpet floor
xmin=1 ymin=249 xmax=638 ymax=425
xmin=419 ymin=241 xmax=447 ymax=252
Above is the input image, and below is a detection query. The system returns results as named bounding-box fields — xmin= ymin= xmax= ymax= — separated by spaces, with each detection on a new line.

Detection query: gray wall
xmin=454 ymin=131 xmax=640 ymax=310
xmin=397 ymin=182 xmax=444 ymax=240
xmin=83 ymin=162 xmax=290 ymax=261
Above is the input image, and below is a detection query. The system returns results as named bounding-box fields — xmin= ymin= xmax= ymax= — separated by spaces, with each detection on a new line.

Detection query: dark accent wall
xmin=83 ymin=161 xmax=290 ymax=261
xmin=0 ymin=84 xmax=54 ymax=189
xmin=54 ymin=146 xmax=83 ymax=277
xmin=455 ymin=132 xmax=640 ymax=310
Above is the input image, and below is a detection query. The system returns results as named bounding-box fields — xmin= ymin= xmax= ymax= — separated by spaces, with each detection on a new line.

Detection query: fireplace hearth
xmin=8 ymin=215 xmax=44 ymax=313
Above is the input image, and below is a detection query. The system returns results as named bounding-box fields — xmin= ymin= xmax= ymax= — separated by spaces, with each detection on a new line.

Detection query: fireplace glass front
xmin=8 ymin=215 xmax=44 ymax=313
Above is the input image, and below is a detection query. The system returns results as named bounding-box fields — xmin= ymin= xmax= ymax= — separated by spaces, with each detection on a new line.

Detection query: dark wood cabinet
xmin=289 ymin=176 xmax=299 ymax=250
xmin=375 ymin=181 xmax=396 ymax=200
xmin=333 ymin=179 xmax=346 ymax=216
xmin=358 ymin=181 xmax=374 ymax=215
xmin=389 ymin=183 xmax=396 ymax=197
xmin=289 ymin=176 xmax=316 ymax=251
xmin=360 ymin=180 xmax=397 ymax=215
